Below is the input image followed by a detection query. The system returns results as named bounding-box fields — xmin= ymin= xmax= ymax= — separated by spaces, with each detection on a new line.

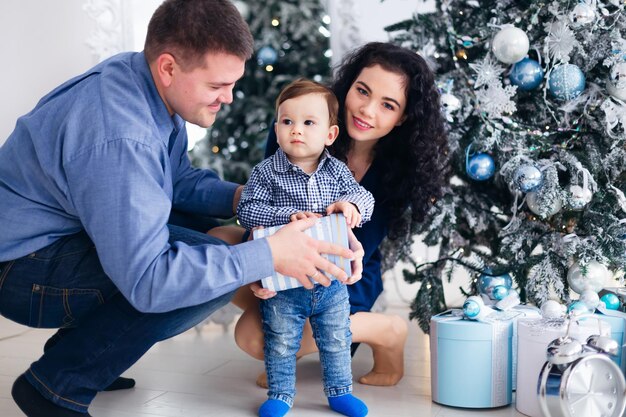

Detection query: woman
xmin=232 ymin=42 xmax=449 ymax=387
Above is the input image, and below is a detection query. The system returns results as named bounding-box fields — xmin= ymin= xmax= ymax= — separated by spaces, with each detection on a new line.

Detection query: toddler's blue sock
xmin=328 ymin=394 xmax=368 ymax=417
xmin=259 ymin=399 xmax=291 ymax=417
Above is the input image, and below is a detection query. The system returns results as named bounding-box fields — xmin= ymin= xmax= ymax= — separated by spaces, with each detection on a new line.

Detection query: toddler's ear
xmin=325 ymin=125 xmax=339 ymax=146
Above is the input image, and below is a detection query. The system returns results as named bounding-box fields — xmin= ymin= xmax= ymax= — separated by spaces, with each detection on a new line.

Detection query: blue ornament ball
xmin=567 ymin=300 xmax=591 ymax=315
xmin=509 ymin=58 xmax=544 ymax=91
xmin=466 ymin=153 xmax=495 ymax=181
xmin=601 ymin=293 xmax=621 ymax=310
xmin=478 ymin=271 xmax=513 ymax=300
xmin=257 ymin=46 xmax=278 ymax=66
xmin=492 ymin=285 xmax=509 ymax=301
xmin=514 ymin=164 xmax=543 ymax=192
xmin=548 ymin=64 xmax=586 ymax=101
xmin=463 ymin=299 xmax=481 ymax=319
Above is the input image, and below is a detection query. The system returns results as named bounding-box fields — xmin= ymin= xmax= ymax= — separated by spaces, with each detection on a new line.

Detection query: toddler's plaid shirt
xmin=237 ymin=148 xmax=374 ymax=230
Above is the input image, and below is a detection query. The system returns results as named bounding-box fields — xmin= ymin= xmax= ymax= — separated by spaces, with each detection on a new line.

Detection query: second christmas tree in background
xmin=191 ymin=0 xmax=331 ymax=185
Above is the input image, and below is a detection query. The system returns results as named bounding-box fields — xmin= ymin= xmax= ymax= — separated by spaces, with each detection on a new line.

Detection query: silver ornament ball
xmin=541 ymin=300 xmax=566 ymax=319
xmin=492 ymin=26 xmax=529 ymax=64
xmin=567 ymin=184 xmax=592 ymax=210
xmin=526 ymin=191 xmax=562 ymax=218
xmin=569 ymin=3 xmax=596 ymax=27
xmin=607 ymin=62 xmax=626 ymax=101
xmin=579 ymin=289 xmax=600 ymax=310
xmin=567 ymin=261 xmax=610 ymax=294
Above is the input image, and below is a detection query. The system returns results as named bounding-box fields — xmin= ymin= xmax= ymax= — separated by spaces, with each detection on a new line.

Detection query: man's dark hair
xmin=144 ymin=0 xmax=253 ymax=69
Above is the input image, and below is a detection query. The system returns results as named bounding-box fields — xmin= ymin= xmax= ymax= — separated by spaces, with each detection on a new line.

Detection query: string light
xmin=211 ymin=146 xmax=219 ymax=153
xmin=271 ymin=18 xmax=279 ymax=26
xmin=265 ymin=65 xmax=274 ymax=72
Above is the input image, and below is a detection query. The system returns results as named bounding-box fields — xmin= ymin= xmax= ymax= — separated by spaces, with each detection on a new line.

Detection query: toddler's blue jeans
xmin=260 ymin=280 xmax=353 ymax=407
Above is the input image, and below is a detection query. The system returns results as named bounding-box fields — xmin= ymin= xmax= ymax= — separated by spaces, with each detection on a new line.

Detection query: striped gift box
xmin=252 ymin=213 xmax=352 ymax=291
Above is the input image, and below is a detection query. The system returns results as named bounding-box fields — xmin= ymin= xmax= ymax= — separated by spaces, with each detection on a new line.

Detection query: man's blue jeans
xmin=260 ymin=280 xmax=353 ymax=407
xmin=0 ymin=221 xmax=231 ymax=413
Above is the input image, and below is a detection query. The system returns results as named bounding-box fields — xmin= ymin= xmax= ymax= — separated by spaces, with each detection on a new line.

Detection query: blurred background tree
xmin=190 ymin=0 xmax=332 ymax=185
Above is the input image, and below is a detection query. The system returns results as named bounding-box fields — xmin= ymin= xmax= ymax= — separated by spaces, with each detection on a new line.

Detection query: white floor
xmin=0 ymin=305 xmax=529 ymax=417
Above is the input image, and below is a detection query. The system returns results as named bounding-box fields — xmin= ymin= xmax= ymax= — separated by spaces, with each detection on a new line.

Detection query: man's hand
xmin=265 ymin=217 xmax=354 ymax=288
xmin=289 ymin=211 xmax=322 ymax=222
xmin=326 ymin=201 xmax=361 ymax=228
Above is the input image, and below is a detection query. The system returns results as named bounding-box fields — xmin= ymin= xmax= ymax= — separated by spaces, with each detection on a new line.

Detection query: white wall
xmin=0 ymin=0 xmax=162 ymax=146
xmin=329 ymin=0 xmax=434 ymax=67
xmin=1 ymin=1 xmax=96 ymax=144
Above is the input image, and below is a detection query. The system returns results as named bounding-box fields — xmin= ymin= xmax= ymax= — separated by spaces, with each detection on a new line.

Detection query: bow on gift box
xmin=462 ymin=288 xmax=524 ymax=322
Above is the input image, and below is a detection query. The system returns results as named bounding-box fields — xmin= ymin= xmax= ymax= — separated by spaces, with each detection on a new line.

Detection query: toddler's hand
xmin=326 ymin=201 xmax=361 ymax=228
xmin=290 ymin=211 xmax=322 ymax=222
xmin=250 ymin=281 xmax=277 ymax=299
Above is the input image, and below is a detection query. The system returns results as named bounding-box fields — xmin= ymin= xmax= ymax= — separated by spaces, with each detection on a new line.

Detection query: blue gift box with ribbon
xmin=430 ymin=310 xmax=514 ymax=408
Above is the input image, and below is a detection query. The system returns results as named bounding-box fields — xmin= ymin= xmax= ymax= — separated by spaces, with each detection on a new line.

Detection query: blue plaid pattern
xmin=237 ymin=148 xmax=374 ymax=230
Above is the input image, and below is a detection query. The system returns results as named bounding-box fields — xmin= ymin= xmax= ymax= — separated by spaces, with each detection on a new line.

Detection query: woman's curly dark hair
xmin=329 ymin=42 xmax=449 ymax=240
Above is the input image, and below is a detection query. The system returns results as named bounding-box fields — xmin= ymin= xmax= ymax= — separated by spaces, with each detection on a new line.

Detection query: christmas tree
xmin=190 ymin=0 xmax=331 ymax=185
xmin=385 ymin=0 xmax=626 ymax=332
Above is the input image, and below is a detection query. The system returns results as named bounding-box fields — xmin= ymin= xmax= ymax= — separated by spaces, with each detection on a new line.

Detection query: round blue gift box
xmin=430 ymin=313 xmax=513 ymax=408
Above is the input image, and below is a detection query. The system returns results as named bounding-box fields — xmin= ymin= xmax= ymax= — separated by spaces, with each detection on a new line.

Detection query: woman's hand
xmin=249 ymin=281 xmax=277 ymax=299
xmin=344 ymin=226 xmax=364 ymax=285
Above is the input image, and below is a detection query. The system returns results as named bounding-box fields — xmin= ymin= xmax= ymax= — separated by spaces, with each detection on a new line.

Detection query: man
xmin=0 ymin=1 xmax=362 ymax=416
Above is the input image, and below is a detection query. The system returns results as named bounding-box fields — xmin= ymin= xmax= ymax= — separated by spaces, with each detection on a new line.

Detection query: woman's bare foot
xmin=357 ymin=315 xmax=407 ymax=386
xmin=256 ymin=371 xmax=268 ymax=389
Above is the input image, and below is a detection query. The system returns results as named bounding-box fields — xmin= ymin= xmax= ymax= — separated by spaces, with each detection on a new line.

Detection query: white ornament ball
xmin=440 ymin=93 xmax=462 ymax=113
xmin=567 ymin=184 xmax=592 ymax=210
xmin=579 ymin=289 xmax=600 ymax=310
xmin=567 ymin=261 xmax=610 ymax=294
xmin=492 ymin=26 xmax=530 ymax=64
xmin=569 ymin=3 xmax=596 ymax=27
xmin=541 ymin=300 xmax=566 ymax=319
xmin=233 ymin=0 xmax=250 ymax=20
xmin=607 ymin=62 xmax=626 ymax=101
xmin=526 ymin=191 xmax=562 ymax=218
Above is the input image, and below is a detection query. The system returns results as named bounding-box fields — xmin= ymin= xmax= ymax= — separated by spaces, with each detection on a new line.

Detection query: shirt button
xmin=292 ymin=167 xmax=298 ymax=172
xmin=312 ymin=203 xmax=318 ymax=210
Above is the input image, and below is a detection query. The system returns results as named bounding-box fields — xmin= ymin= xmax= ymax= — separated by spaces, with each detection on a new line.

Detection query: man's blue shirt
xmin=0 ymin=52 xmax=274 ymax=313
